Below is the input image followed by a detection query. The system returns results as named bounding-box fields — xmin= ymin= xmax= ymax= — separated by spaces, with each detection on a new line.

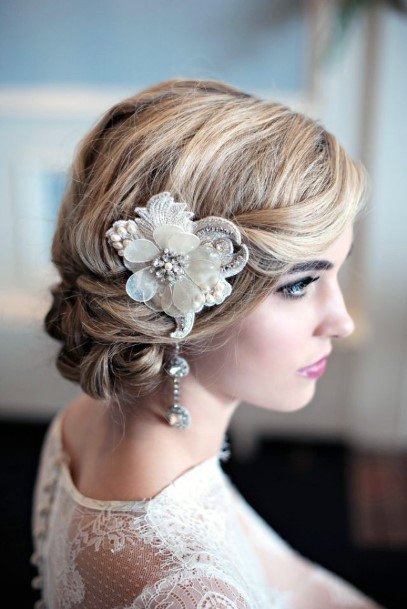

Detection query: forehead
xmin=324 ymin=224 xmax=354 ymax=258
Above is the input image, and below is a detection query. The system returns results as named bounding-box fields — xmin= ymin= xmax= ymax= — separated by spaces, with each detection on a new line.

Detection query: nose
xmin=315 ymin=283 xmax=355 ymax=339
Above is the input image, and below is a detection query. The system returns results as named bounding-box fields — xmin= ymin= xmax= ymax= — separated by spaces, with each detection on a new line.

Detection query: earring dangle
xmin=164 ymin=342 xmax=191 ymax=429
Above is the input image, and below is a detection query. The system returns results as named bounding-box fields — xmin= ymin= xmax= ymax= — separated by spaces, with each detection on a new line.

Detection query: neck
xmin=92 ymin=372 xmax=240 ymax=468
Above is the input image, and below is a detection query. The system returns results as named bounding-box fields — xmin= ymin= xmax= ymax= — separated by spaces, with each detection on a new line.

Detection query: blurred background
xmin=0 ymin=1 xmax=406 ymax=607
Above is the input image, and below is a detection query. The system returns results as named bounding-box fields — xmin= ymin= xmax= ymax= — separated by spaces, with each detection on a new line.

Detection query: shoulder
xmin=61 ymin=394 xmax=96 ymax=453
xmin=59 ymin=393 xmax=101 ymax=489
xmin=131 ymin=569 xmax=254 ymax=609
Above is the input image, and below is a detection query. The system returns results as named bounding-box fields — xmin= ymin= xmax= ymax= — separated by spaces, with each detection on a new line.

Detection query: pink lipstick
xmin=297 ymin=355 xmax=329 ymax=379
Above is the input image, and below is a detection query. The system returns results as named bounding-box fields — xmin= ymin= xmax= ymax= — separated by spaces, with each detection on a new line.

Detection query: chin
xmin=284 ymin=397 xmax=314 ymax=412
xmin=277 ymin=384 xmax=317 ymax=413
xmin=292 ymin=384 xmax=318 ymax=411
xmin=257 ymin=392 xmax=315 ymax=414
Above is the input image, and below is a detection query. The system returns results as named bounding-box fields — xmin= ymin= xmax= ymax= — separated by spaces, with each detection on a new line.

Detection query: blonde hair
xmin=44 ymin=77 xmax=370 ymax=411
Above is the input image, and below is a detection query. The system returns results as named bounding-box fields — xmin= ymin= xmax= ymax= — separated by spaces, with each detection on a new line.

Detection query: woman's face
xmin=193 ymin=223 xmax=356 ymax=413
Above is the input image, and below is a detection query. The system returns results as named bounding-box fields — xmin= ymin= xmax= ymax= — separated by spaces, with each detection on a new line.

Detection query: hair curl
xmin=44 ymin=77 xmax=370 ymax=411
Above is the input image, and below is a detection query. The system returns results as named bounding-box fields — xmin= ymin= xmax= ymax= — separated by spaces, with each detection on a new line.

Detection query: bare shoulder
xmin=61 ymin=394 xmax=97 ymax=445
xmin=60 ymin=394 xmax=100 ymax=484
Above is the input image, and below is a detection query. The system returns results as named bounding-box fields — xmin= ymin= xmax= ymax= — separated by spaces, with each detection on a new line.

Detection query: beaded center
xmin=149 ymin=248 xmax=187 ymax=284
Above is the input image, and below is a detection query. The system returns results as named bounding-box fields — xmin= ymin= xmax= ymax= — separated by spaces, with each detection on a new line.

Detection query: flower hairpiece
xmin=105 ymin=192 xmax=249 ymax=339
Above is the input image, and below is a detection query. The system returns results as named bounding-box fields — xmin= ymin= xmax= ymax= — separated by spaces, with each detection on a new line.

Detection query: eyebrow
xmin=287 ymin=240 xmax=354 ymax=275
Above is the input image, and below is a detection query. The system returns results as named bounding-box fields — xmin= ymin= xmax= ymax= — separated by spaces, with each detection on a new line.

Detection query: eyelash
xmin=276 ymin=276 xmax=320 ymax=300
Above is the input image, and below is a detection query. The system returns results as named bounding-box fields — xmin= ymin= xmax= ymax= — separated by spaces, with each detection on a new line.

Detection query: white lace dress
xmin=31 ymin=410 xmax=386 ymax=609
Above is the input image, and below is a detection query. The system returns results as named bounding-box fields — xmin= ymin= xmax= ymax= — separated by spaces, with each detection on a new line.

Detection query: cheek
xmin=238 ymin=311 xmax=305 ymax=375
xmin=227 ymin=308 xmax=317 ymax=411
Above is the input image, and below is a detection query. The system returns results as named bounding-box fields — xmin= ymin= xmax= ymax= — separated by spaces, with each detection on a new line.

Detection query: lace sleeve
xmin=125 ymin=568 xmax=255 ymax=609
xmin=229 ymin=484 xmax=387 ymax=609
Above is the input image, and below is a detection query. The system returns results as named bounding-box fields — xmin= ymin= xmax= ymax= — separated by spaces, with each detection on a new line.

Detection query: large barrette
xmin=105 ymin=192 xmax=249 ymax=339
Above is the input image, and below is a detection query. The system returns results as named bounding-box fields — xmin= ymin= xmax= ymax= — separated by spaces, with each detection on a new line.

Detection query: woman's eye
xmin=276 ymin=276 xmax=320 ymax=300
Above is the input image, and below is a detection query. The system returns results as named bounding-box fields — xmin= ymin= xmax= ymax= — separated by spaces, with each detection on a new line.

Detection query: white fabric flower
xmin=122 ymin=223 xmax=226 ymax=318
xmin=106 ymin=191 xmax=249 ymax=338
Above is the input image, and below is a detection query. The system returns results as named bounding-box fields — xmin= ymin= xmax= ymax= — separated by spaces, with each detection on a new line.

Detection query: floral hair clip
xmin=105 ymin=192 xmax=249 ymax=340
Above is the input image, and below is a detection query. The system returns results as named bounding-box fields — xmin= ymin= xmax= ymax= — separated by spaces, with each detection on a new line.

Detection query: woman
xmin=31 ymin=78 xmax=385 ymax=608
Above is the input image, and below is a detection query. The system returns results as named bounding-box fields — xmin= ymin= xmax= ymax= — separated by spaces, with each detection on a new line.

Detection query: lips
xmin=297 ymin=353 xmax=331 ymax=379
xmin=299 ymin=353 xmax=330 ymax=370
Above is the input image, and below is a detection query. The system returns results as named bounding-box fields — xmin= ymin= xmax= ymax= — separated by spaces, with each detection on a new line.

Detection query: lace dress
xmin=31 ymin=409 xmax=386 ymax=609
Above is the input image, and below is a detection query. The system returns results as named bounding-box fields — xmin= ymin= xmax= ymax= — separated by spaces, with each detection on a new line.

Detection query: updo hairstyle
xmin=44 ymin=78 xmax=370 ymax=412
